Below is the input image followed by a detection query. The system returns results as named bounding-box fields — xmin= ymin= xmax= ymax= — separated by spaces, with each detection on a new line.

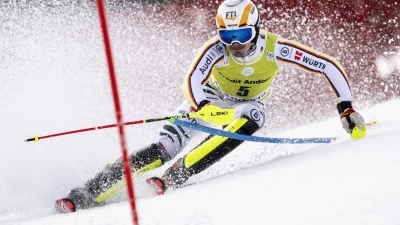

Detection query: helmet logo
xmin=241 ymin=67 xmax=254 ymax=77
xmin=250 ymin=6 xmax=255 ymax=14
xmin=225 ymin=11 xmax=239 ymax=20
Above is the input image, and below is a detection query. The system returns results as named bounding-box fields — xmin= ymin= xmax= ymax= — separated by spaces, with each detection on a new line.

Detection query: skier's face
xmin=226 ymin=41 xmax=252 ymax=57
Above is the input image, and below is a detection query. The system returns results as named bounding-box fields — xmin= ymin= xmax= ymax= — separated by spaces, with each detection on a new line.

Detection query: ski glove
xmin=198 ymin=100 xmax=232 ymax=110
xmin=337 ymin=101 xmax=366 ymax=139
xmin=197 ymin=100 xmax=211 ymax=110
xmin=196 ymin=100 xmax=235 ymax=125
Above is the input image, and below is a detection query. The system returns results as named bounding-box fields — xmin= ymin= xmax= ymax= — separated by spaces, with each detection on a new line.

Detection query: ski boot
xmin=55 ymin=186 xmax=95 ymax=213
xmin=146 ymin=157 xmax=191 ymax=195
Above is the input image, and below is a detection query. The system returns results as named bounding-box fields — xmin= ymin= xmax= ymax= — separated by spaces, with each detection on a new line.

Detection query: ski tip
xmin=55 ymin=198 xmax=76 ymax=214
xmin=146 ymin=177 xmax=166 ymax=195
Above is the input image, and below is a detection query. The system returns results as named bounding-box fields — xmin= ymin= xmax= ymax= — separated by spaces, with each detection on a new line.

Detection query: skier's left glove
xmin=337 ymin=101 xmax=366 ymax=140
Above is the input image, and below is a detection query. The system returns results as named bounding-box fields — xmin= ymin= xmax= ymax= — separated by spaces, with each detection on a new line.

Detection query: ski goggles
xmin=218 ymin=27 xmax=256 ymax=45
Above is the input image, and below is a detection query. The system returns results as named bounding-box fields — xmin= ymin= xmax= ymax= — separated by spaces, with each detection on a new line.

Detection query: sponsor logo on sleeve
xmin=294 ymin=51 xmax=303 ymax=61
xmin=280 ymin=47 xmax=289 ymax=57
xmin=215 ymin=44 xmax=224 ymax=54
xmin=198 ymin=53 xmax=214 ymax=75
xmin=302 ymin=56 xmax=327 ymax=70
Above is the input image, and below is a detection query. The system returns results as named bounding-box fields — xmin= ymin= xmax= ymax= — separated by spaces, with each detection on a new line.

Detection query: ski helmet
xmin=216 ymin=0 xmax=260 ymax=45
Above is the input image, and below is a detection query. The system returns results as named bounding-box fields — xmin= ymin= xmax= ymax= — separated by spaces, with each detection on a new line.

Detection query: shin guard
xmin=86 ymin=143 xmax=165 ymax=203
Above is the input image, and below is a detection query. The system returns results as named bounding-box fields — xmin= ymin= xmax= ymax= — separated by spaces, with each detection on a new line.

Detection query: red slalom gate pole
xmin=96 ymin=0 xmax=139 ymax=224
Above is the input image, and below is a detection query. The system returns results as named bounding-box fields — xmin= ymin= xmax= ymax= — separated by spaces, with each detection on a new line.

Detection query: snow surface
xmin=1 ymin=2 xmax=400 ymax=225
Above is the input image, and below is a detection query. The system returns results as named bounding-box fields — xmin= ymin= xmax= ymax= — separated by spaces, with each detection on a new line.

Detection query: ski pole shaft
xmin=24 ymin=114 xmax=190 ymax=143
xmin=24 ymin=106 xmax=235 ymax=143
xmin=171 ymin=118 xmax=380 ymax=143
xmin=171 ymin=118 xmax=337 ymax=144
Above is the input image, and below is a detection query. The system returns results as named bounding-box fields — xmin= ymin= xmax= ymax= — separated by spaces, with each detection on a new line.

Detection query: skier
xmin=56 ymin=0 xmax=366 ymax=213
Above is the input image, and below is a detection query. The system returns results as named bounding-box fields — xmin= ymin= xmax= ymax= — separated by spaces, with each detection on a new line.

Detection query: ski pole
xmin=171 ymin=118 xmax=336 ymax=144
xmin=24 ymin=106 xmax=235 ymax=143
xmin=171 ymin=118 xmax=380 ymax=144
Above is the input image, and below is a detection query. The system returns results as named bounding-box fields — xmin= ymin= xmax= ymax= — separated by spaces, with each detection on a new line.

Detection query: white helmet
xmin=216 ymin=0 xmax=260 ymax=45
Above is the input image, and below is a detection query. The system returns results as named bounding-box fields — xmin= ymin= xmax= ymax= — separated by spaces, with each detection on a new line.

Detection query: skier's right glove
xmin=198 ymin=100 xmax=232 ymax=110
xmin=196 ymin=100 xmax=234 ymax=125
xmin=337 ymin=101 xmax=366 ymax=140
